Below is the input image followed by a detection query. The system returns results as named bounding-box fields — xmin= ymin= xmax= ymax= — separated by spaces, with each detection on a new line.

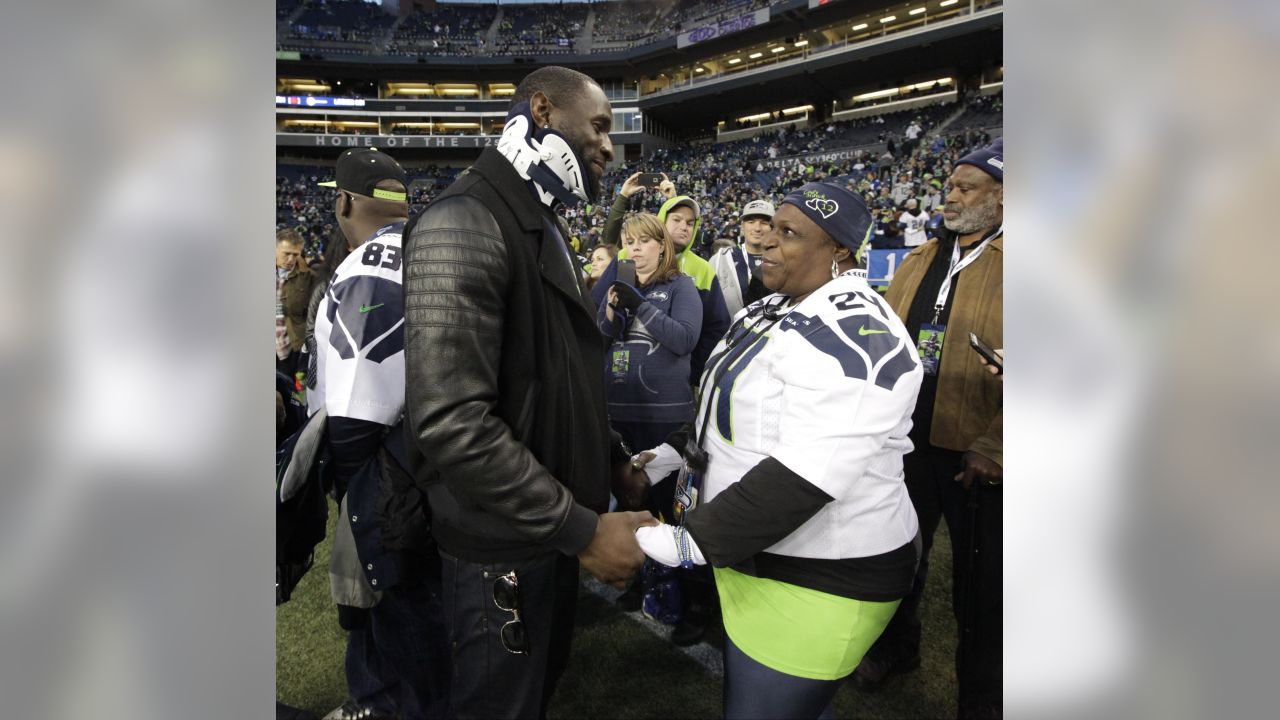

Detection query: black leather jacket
xmin=403 ymin=148 xmax=612 ymax=563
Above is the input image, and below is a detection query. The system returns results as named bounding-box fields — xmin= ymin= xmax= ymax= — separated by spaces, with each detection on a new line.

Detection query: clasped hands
xmin=579 ymin=444 xmax=690 ymax=588
xmin=578 ymin=510 xmax=658 ymax=590
xmin=577 ymin=454 xmax=659 ymax=589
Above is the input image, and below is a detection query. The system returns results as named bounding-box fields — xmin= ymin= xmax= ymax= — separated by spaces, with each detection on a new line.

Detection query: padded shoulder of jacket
xmin=403 ymin=194 xmax=508 ymax=336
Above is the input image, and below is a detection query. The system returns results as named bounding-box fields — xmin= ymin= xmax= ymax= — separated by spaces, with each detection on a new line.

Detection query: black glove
xmin=663 ymin=422 xmax=695 ymax=457
xmin=610 ymin=281 xmax=645 ymax=312
xmin=609 ymin=429 xmax=633 ymax=467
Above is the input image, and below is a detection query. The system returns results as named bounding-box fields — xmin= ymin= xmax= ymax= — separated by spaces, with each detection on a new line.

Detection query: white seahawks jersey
xmin=314 ymin=223 xmax=406 ymax=424
xmin=900 ymin=210 xmax=930 ymax=247
xmin=696 ymin=272 xmax=922 ymax=560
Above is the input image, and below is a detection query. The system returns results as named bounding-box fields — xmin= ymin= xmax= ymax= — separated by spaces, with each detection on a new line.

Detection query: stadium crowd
xmin=591 ymin=0 xmax=665 ymax=44
xmin=666 ymin=0 xmax=773 ymax=31
xmin=279 ymin=0 xmax=823 ymax=57
xmin=493 ymin=3 xmax=587 ymax=54
xmin=276 ymin=66 xmax=1002 ymax=720
xmin=561 ymin=95 xmax=996 ymax=258
xmin=277 ymin=91 xmax=1000 ymax=264
xmin=279 ymin=0 xmax=1003 ymax=58
xmin=385 ymin=3 xmax=496 ymax=57
xmin=280 ymin=0 xmax=396 ymax=46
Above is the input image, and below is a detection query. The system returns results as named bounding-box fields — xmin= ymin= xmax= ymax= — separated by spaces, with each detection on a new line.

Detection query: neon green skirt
xmin=714 ymin=566 xmax=901 ymax=681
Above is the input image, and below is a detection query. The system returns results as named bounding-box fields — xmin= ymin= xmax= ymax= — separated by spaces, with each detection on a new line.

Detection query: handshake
xmin=578 ymin=511 xmax=658 ymax=589
xmin=576 ymin=450 xmax=662 ymax=588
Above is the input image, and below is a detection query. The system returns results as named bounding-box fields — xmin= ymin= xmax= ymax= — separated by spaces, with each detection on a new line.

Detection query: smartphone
xmin=637 ymin=173 xmax=664 ymax=188
xmin=968 ymin=332 xmax=1002 ymax=374
xmin=615 ymin=258 xmax=637 ymax=287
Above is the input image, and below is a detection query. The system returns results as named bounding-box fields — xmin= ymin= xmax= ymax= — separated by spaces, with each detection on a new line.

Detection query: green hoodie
xmin=657 ymin=195 xmax=718 ymax=292
xmin=603 ymin=194 xmax=717 ymax=292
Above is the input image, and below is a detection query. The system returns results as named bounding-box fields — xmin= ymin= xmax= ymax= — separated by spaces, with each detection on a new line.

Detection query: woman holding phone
xmin=599 ymin=212 xmax=702 ymax=459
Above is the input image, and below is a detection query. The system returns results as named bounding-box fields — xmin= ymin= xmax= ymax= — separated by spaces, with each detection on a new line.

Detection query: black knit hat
xmin=780 ymin=181 xmax=874 ymax=254
xmin=955 ymin=138 xmax=1003 ymax=184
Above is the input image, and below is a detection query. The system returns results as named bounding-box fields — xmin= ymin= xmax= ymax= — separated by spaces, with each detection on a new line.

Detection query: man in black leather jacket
xmin=403 ymin=66 xmax=654 ymax=719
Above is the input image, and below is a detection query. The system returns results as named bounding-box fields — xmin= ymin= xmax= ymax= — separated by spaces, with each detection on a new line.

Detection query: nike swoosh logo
xmin=359 ymin=303 xmax=384 ymax=313
xmin=858 ymin=326 xmax=888 ymax=336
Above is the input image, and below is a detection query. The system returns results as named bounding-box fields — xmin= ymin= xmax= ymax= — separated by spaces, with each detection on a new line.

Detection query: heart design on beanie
xmin=806 ymin=197 xmax=839 ymax=219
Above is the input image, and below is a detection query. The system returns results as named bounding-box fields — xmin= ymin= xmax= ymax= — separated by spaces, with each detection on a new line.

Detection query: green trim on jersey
xmin=712 ymin=329 xmax=770 ymax=445
xmin=713 ymin=566 xmax=900 ymax=680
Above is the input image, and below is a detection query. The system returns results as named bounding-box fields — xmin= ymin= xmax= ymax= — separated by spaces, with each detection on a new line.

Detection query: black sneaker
xmin=323 ymin=701 xmax=396 ymax=720
xmin=616 ymin=580 xmax=643 ymax=612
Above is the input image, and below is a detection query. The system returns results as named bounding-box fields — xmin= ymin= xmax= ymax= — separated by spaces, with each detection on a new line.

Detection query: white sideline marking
xmin=581 ymin=577 xmax=723 ymax=677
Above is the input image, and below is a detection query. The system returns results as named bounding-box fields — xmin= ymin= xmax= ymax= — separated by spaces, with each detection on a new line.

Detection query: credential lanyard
xmin=674 ymin=301 xmax=784 ymax=527
xmin=932 ymin=225 xmax=1002 ymax=324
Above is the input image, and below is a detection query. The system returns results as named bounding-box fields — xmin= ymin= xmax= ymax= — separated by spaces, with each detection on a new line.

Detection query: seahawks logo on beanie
xmin=805 ymin=196 xmax=839 ymax=219
xmin=782 ymin=182 xmax=873 ymax=254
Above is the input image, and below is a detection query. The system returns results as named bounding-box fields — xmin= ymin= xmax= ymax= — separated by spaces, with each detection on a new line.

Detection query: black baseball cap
xmin=318 ymin=148 xmax=408 ymax=201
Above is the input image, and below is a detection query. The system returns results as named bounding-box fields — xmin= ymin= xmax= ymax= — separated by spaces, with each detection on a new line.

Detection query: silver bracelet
xmin=674 ymin=526 xmax=694 ymax=569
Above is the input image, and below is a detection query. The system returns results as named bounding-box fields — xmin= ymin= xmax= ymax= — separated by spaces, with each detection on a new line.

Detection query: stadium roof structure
xmin=277 ymin=0 xmax=1002 ymax=133
xmin=637 ymin=9 xmax=1001 ymax=128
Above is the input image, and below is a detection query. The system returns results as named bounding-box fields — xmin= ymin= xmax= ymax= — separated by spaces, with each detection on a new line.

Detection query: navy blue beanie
xmin=780 ymin=181 xmax=874 ymax=254
xmin=956 ymin=138 xmax=1003 ymax=184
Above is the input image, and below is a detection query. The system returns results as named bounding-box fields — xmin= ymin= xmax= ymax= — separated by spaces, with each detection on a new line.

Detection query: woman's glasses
xmin=492 ymin=571 xmax=529 ymax=655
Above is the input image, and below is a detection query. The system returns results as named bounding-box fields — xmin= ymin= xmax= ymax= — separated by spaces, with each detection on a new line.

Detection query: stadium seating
xmin=495 ymin=3 xmax=588 ymax=54
xmin=591 ymin=1 xmax=663 ymax=45
xmin=276 ymin=90 xmax=1002 ymax=260
xmin=286 ymin=0 xmax=395 ymax=42
xmin=278 ymin=0 xmax=1001 ymax=59
xmin=277 ymin=0 xmax=305 ymax=23
xmin=945 ymin=92 xmax=1004 ymax=132
xmin=665 ymin=0 xmax=772 ymax=32
xmin=387 ymin=4 xmax=496 ymax=57
xmin=274 ymin=2 xmax=1003 ymax=249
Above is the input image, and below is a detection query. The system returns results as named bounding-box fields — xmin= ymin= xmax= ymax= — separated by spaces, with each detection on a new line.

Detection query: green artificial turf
xmin=276 ymin=503 xmax=348 ymax=716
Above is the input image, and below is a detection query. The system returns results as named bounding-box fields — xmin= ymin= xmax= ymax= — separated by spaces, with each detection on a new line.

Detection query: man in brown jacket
xmin=275 ymin=229 xmax=313 ymax=377
xmin=855 ymin=139 xmax=1003 ymax=720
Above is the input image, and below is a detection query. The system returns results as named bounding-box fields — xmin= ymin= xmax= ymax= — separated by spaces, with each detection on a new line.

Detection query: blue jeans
xmin=439 ymin=549 xmax=580 ymax=720
xmin=347 ymin=564 xmax=451 ymax=719
xmin=723 ymin=636 xmax=840 ymax=720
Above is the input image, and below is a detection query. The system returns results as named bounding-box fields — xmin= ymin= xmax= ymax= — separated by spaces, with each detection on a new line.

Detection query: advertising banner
xmin=677 ymin=8 xmax=770 ymax=49
xmin=277 ymin=133 xmax=499 ymax=149
xmin=765 ymin=145 xmax=872 ymax=169
xmin=276 ymin=96 xmax=367 ymax=108
xmin=866 ymin=248 xmax=915 ymax=288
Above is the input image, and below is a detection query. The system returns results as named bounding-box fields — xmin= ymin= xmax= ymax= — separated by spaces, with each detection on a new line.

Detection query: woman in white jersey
xmin=632 ymin=181 xmax=923 ymax=719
